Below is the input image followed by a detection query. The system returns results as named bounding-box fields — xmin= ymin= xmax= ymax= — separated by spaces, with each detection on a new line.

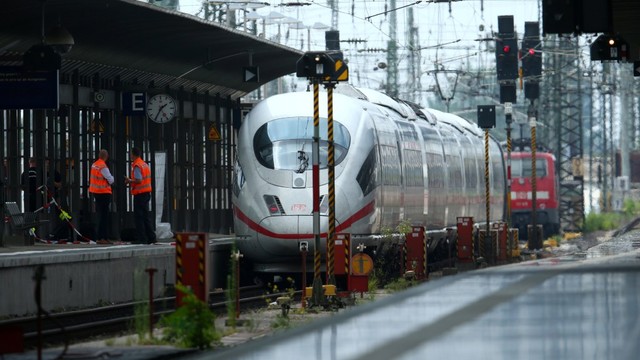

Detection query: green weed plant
xmin=160 ymin=284 xmax=220 ymax=349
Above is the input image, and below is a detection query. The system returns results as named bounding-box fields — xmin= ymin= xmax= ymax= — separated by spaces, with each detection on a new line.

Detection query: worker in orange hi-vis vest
xmin=124 ymin=147 xmax=156 ymax=244
xmin=89 ymin=149 xmax=114 ymax=244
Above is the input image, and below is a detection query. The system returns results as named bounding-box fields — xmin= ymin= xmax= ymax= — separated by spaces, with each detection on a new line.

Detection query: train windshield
xmin=253 ymin=117 xmax=351 ymax=170
xmin=512 ymin=157 xmax=548 ymax=177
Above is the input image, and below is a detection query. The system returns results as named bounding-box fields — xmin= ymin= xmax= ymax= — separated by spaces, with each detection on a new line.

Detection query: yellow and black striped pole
xmin=176 ymin=234 xmax=183 ymax=288
xmin=327 ymin=84 xmax=336 ymax=285
xmin=198 ymin=236 xmax=205 ymax=286
xmin=505 ymin=104 xmax=513 ymax=229
xmin=483 ymin=129 xmax=490 ymax=260
xmin=423 ymin=235 xmax=428 ymax=279
xmin=311 ymin=81 xmax=324 ymax=307
xmin=529 ymin=112 xmax=540 ymax=250
xmin=344 ymin=236 xmax=350 ymax=275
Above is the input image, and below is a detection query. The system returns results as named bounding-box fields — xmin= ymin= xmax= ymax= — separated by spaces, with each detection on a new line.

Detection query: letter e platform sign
xmin=122 ymin=92 xmax=146 ymax=116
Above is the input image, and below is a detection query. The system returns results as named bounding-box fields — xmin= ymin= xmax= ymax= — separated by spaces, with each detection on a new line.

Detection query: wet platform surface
xmin=0 ymin=234 xmax=235 ymax=255
xmin=195 ymin=233 xmax=640 ymax=360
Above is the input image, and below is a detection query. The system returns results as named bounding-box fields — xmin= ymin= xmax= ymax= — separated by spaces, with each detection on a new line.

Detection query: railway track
xmin=0 ymin=285 xmax=298 ymax=349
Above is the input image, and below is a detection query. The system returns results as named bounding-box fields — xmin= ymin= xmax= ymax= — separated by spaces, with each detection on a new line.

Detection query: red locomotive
xmin=508 ymin=139 xmax=560 ymax=239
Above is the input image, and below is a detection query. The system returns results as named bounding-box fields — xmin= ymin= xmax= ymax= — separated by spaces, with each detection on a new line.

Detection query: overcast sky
xmin=176 ymin=1 xmax=540 ymax=60
xmin=172 ymin=0 xmax=541 ymax=100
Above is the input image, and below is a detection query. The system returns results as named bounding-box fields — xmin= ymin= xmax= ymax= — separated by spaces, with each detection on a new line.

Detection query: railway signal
xmin=478 ymin=105 xmax=496 ymax=262
xmin=495 ymin=16 xmax=518 ymax=81
xmin=296 ymin=46 xmax=349 ymax=308
xmin=296 ymin=51 xmax=335 ymax=79
xmin=521 ymin=22 xmax=541 ymax=100
xmin=295 ymin=50 xmax=348 ymax=83
xmin=590 ymin=34 xmax=629 ymax=62
xmin=495 ymin=15 xmax=517 ymax=104
xmin=521 ymin=22 xmax=542 ymax=78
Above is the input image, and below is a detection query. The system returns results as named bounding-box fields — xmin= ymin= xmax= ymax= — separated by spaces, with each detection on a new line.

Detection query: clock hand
xmin=154 ymin=103 xmax=168 ymax=122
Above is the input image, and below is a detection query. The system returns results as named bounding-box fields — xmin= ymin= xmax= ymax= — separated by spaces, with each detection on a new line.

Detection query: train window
xmin=492 ymin=156 xmax=505 ymax=189
xmin=404 ymin=150 xmax=423 ymax=187
xmin=512 ymin=158 xmax=548 ymax=177
xmin=380 ymin=145 xmax=401 ymax=185
xmin=426 ymin=152 xmax=445 ymax=189
xmin=253 ymin=117 xmax=351 ymax=170
xmin=464 ymin=158 xmax=477 ymax=190
xmin=233 ymin=159 xmax=245 ymax=196
xmin=356 ymin=148 xmax=378 ymax=196
xmin=395 ymin=121 xmax=419 ymax=142
xmin=447 ymin=155 xmax=463 ymax=189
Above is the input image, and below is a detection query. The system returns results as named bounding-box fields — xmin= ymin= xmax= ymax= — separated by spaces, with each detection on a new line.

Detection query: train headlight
xmin=263 ymin=195 xmax=285 ymax=215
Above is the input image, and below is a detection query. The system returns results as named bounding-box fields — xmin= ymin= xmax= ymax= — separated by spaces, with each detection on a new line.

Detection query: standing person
xmin=125 ymin=147 xmax=156 ymax=244
xmin=45 ymin=157 xmax=62 ymax=200
xmin=44 ymin=157 xmax=68 ymax=241
xmin=89 ymin=149 xmax=114 ymax=244
xmin=20 ymin=157 xmax=39 ymax=212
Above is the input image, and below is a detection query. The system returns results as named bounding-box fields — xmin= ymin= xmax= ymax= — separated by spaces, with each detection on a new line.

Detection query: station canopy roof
xmin=0 ymin=0 xmax=303 ymax=99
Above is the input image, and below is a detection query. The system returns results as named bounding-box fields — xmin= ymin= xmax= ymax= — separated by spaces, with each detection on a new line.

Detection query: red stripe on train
xmin=234 ymin=200 xmax=375 ymax=239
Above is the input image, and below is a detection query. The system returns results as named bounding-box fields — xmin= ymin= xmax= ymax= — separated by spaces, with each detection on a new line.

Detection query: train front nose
xmin=256 ymin=215 xmax=330 ymax=259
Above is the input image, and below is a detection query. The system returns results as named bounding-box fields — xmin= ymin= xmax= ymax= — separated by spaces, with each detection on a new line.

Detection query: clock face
xmin=146 ymin=94 xmax=177 ymax=123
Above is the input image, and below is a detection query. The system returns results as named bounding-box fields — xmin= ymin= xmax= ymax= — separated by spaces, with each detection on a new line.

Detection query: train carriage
xmin=510 ymin=148 xmax=560 ymax=239
xmin=233 ymin=85 xmax=506 ymax=272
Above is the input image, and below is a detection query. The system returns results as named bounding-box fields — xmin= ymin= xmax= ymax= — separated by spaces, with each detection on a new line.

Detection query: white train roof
xmin=335 ymin=84 xmax=482 ymax=136
xmin=423 ymin=108 xmax=484 ymax=137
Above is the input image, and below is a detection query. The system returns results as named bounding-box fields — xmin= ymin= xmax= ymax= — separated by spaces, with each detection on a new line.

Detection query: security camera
xmin=45 ymin=26 xmax=75 ymax=55
xmin=299 ymin=241 xmax=309 ymax=252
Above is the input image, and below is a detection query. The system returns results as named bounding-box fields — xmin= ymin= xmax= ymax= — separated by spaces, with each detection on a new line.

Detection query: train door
xmin=440 ymin=128 xmax=463 ymax=225
xmin=460 ymin=135 xmax=480 ymax=216
xmin=489 ymin=139 xmax=506 ymax=221
xmin=395 ymin=121 xmax=424 ymax=224
xmin=370 ymin=114 xmax=401 ymax=228
xmin=419 ymin=125 xmax=447 ymax=228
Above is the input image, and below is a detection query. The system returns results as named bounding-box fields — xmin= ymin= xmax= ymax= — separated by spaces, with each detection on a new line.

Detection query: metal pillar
xmin=406 ymin=8 xmax=421 ymax=103
xmin=505 ymin=103 xmax=513 ymax=227
xmin=311 ymin=81 xmax=323 ymax=307
xmin=555 ymin=36 xmax=584 ymax=232
xmin=326 ymin=84 xmax=336 ymax=286
xmin=385 ymin=0 xmax=398 ymax=97
xmin=484 ymin=129 xmax=490 ymax=235
xmin=529 ymin=105 xmax=541 ymax=250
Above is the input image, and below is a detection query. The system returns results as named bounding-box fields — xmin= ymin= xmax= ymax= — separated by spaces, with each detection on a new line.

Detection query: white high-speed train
xmin=232 ymin=85 xmax=506 ymax=273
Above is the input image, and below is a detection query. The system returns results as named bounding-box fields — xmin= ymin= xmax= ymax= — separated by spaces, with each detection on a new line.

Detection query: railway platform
xmin=184 ymin=231 xmax=640 ymax=360
xmin=0 ymin=234 xmax=235 ymax=317
xmin=2 ymin=231 xmax=640 ymax=359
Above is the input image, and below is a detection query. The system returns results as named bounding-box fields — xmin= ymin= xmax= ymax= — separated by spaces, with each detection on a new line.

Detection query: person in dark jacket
xmin=20 ymin=157 xmax=39 ymax=212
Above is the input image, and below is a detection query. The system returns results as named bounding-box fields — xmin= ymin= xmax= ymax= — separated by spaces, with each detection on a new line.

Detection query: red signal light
xmin=528 ymin=48 xmax=535 ymax=55
xmin=503 ymin=45 xmax=511 ymax=53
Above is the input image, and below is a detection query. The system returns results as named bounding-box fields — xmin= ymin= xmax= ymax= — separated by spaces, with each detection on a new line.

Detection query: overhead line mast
xmin=328 ymin=0 xmax=338 ymax=30
xmin=386 ymin=0 xmax=399 ymax=97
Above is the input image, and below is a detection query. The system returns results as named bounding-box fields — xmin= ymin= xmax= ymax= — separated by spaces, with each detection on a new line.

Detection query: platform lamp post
xmin=477 ymin=105 xmax=496 ymax=262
